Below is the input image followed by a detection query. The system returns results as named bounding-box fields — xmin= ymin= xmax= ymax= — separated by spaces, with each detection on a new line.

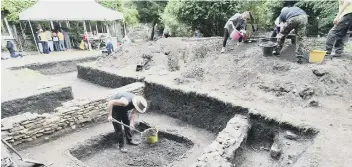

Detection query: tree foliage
xmin=97 ymin=0 xmax=139 ymax=26
xmin=161 ymin=0 xmax=192 ymax=37
xmin=1 ymin=0 xmax=37 ymax=23
xmin=295 ymin=0 xmax=338 ymax=35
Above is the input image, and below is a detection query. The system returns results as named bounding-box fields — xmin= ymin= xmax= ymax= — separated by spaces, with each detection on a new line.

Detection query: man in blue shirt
xmin=6 ymin=41 xmax=22 ymax=58
xmin=274 ymin=7 xmax=308 ymax=63
xmin=106 ymin=39 xmax=114 ymax=55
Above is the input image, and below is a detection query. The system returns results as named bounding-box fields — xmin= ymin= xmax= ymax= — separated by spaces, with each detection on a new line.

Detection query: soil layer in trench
xmin=71 ymin=132 xmax=192 ymax=167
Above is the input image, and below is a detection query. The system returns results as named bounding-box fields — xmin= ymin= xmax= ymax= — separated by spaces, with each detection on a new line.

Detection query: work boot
xmin=296 ymin=55 xmax=308 ymax=64
xmin=220 ymin=47 xmax=225 ymax=53
xmin=127 ymin=140 xmax=140 ymax=146
xmin=120 ymin=147 xmax=128 ymax=153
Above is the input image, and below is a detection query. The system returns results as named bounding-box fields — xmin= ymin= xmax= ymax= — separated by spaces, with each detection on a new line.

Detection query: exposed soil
xmin=15 ymin=113 xmax=215 ymax=167
xmin=71 ymin=131 xmax=193 ymax=167
xmin=90 ymin=37 xmax=352 ymax=166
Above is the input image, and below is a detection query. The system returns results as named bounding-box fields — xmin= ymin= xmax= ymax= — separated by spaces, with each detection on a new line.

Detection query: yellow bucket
xmin=145 ymin=128 xmax=158 ymax=144
xmin=146 ymin=134 xmax=158 ymax=144
xmin=309 ymin=50 xmax=326 ymax=63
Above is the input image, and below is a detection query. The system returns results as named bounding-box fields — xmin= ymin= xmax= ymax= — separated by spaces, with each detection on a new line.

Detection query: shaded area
xmin=232 ymin=114 xmax=316 ymax=167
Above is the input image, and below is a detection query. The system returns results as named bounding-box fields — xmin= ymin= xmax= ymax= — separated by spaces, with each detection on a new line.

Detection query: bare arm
xmin=335 ymin=0 xmax=351 ymax=23
xmin=129 ymin=109 xmax=137 ymax=128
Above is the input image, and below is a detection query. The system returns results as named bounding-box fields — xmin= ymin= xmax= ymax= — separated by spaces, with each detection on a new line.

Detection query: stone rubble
xmin=191 ymin=115 xmax=250 ymax=167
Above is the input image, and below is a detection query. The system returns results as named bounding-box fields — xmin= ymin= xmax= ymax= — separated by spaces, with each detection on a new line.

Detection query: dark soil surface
xmin=75 ymin=135 xmax=192 ymax=167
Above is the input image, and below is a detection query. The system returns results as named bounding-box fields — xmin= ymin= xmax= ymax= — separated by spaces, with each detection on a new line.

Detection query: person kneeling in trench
xmin=107 ymin=92 xmax=148 ymax=153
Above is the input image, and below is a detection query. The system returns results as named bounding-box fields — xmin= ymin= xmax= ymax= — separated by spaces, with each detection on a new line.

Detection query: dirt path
xmin=17 ymin=113 xmax=215 ymax=167
xmin=49 ymin=72 xmax=112 ymax=99
xmin=1 ymin=50 xmax=100 ymax=69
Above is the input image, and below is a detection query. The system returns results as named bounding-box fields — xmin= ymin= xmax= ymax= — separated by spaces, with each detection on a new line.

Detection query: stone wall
xmin=10 ymin=56 xmax=100 ymax=75
xmin=1 ymin=82 xmax=145 ymax=147
xmin=1 ymin=86 xmax=74 ymax=119
xmin=77 ymin=64 xmax=144 ymax=88
xmin=144 ymin=81 xmax=248 ymax=133
xmin=191 ymin=115 xmax=250 ymax=167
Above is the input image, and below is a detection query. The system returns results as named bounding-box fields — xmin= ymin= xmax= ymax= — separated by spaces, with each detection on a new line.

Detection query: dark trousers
xmin=54 ymin=41 xmax=60 ymax=51
xmin=223 ymin=28 xmax=243 ymax=47
xmin=111 ymin=107 xmax=132 ymax=147
xmin=42 ymin=41 xmax=49 ymax=54
xmin=326 ymin=13 xmax=352 ymax=54
xmin=271 ymin=27 xmax=280 ymax=38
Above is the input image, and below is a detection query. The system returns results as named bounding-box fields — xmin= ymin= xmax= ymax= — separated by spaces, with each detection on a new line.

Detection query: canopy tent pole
xmin=13 ymin=24 xmax=24 ymax=52
xmin=59 ymin=22 xmax=62 ymax=28
xmin=28 ymin=20 xmax=40 ymax=54
xmin=89 ymin=22 xmax=92 ymax=32
xmin=19 ymin=22 xmax=26 ymax=51
xmin=50 ymin=21 xmax=54 ymax=29
xmin=96 ymin=23 xmax=98 ymax=33
xmin=83 ymin=20 xmax=91 ymax=51
xmin=105 ymin=21 xmax=109 ymax=34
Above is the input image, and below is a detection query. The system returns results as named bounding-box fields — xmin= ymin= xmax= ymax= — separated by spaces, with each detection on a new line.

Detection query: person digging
xmin=107 ymin=92 xmax=148 ymax=153
xmin=274 ymin=6 xmax=308 ymax=63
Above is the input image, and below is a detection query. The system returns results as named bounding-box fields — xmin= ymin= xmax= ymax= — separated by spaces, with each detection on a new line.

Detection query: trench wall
xmin=1 ymin=82 xmax=144 ymax=147
xmin=1 ymin=86 xmax=74 ymax=119
xmin=144 ymin=81 xmax=248 ymax=133
xmin=77 ymin=64 xmax=144 ymax=88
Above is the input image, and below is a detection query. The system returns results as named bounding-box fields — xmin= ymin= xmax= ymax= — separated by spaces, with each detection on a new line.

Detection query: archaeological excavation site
xmin=1 ymin=38 xmax=352 ymax=167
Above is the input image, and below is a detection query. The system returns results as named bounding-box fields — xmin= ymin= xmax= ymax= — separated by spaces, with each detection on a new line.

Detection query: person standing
xmin=62 ymin=28 xmax=72 ymax=50
xmin=38 ymin=29 xmax=49 ymax=54
xmin=325 ymin=0 xmax=352 ymax=57
xmin=57 ymin=30 xmax=65 ymax=51
xmin=52 ymin=30 xmax=60 ymax=51
xmin=221 ymin=11 xmax=252 ymax=53
xmin=45 ymin=28 xmax=54 ymax=52
xmin=274 ymin=7 xmax=308 ymax=62
xmin=271 ymin=7 xmax=289 ymax=38
xmin=107 ymin=92 xmax=148 ymax=153
xmin=35 ymin=29 xmax=43 ymax=53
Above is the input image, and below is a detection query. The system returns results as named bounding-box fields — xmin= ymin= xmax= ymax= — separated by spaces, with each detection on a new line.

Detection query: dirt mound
xmin=94 ymin=37 xmax=352 ymax=110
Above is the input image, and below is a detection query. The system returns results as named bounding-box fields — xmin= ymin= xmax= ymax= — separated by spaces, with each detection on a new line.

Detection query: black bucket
xmin=260 ymin=43 xmax=276 ymax=57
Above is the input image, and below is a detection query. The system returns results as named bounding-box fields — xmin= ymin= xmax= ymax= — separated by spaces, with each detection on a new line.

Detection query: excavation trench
xmin=69 ymin=122 xmax=194 ymax=167
xmin=3 ymin=63 xmax=318 ymax=167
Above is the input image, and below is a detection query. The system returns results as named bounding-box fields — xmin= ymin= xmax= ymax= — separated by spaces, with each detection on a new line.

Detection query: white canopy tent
xmin=19 ymin=0 xmax=123 ymax=21
xmin=19 ymin=0 xmax=124 ymax=52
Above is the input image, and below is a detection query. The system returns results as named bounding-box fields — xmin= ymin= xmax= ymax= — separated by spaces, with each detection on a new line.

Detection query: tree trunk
xmin=150 ymin=18 xmax=157 ymax=40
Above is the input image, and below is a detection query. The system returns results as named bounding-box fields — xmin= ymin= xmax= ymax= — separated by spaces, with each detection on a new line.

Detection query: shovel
xmin=1 ymin=138 xmax=45 ymax=166
xmin=111 ymin=118 xmax=158 ymax=139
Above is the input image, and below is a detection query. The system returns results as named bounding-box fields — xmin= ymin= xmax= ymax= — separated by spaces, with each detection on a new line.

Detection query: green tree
xmin=1 ymin=0 xmax=37 ymax=23
xmin=161 ymin=0 xmax=192 ymax=37
xmin=134 ymin=0 xmax=167 ymax=40
xmin=295 ymin=0 xmax=338 ymax=35
xmin=97 ymin=0 xmax=139 ymax=26
xmin=175 ymin=1 xmax=242 ymax=36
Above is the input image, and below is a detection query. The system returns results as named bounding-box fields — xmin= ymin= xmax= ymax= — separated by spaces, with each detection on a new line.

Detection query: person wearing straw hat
xmin=107 ymin=92 xmax=148 ymax=153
